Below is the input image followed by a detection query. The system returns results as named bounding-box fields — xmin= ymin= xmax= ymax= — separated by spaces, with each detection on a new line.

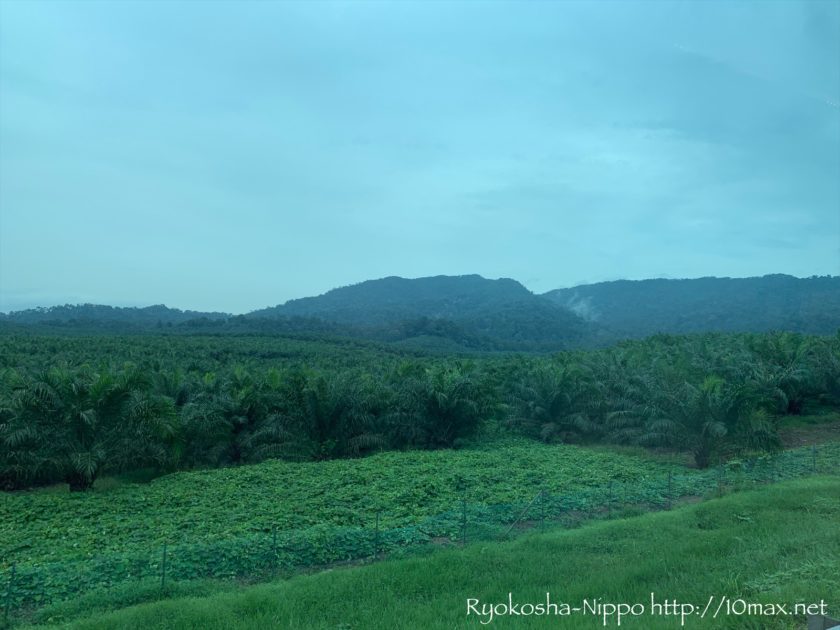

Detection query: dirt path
xmin=779 ymin=414 xmax=840 ymax=448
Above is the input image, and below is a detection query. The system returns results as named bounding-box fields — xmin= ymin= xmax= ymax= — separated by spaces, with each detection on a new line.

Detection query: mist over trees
xmin=544 ymin=274 xmax=840 ymax=337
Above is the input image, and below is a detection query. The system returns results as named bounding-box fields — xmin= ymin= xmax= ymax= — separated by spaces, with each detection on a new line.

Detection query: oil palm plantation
xmin=1 ymin=366 xmax=177 ymax=490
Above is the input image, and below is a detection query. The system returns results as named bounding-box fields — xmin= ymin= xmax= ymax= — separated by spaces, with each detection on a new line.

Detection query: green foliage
xmin=17 ymin=476 xmax=840 ymax=629
xmin=508 ymin=361 xmax=603 ymax=443
xmin=1 ymin=366 xmax=177 ymax=490
xmin=1 ymin=330 xmax=838 ymax=485
xmin=1 ymin=441 xmax=677 ymax=568
xmin=1 ymin=436 xmax=835 ymax=616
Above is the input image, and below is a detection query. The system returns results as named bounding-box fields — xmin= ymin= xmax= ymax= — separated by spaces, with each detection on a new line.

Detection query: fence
xmin=2 ymin=443 xmax=838 ymax=625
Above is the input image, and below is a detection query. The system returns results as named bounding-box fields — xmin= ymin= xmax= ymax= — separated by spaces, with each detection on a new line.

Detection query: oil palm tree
xmin=509 ymin=363 xmax=602 ymax=443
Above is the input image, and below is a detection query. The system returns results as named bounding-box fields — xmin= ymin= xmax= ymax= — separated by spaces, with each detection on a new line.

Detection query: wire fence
xmin=2 ymin=442 xmax=838 ymax=625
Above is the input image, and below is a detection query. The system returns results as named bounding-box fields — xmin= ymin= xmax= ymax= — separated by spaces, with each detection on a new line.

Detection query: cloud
xmin=0 ymin=0 xmax=837 ymax=311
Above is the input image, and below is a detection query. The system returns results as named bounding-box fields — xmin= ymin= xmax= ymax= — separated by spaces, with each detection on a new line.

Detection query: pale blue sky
xmin=1 ymin=0 xmax=838 ymax=313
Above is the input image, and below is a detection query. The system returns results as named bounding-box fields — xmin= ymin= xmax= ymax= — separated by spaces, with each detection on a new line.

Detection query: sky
xmin=1 ymin=0 xmax=838 ymax=314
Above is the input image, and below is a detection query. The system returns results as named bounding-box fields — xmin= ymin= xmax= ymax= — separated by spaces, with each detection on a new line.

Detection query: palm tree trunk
xmin=66 ymin=470 xmax=94 ymax=492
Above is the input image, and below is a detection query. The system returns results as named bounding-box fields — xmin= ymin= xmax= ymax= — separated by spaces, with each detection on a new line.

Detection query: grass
xmin=21 ymin=476 xmax=840 ymax=629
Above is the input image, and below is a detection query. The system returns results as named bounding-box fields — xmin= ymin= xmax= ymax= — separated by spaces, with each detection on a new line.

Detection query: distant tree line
xmin=1 ymin=331 xmax=838 ymax=490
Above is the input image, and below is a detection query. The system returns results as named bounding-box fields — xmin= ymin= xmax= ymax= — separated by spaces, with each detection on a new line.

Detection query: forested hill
xmin=249 ymin=275 xmax=595 ymax=350
xmin=543 ymin=274 xmax=840 ymax=339
xmin=251 ymin=275 xmax=532 ymax=324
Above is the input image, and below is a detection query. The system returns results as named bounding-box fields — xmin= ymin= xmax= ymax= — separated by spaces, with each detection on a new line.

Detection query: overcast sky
xmin=1 ymin=0 xmax=838 ymax=313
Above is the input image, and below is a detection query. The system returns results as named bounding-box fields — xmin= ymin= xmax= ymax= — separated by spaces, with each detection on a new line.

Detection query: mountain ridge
xmin=2 ymin=273 xmax=838 ymax=350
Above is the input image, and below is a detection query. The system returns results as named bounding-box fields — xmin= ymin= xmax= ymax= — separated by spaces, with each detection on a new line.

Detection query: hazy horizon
xmin=2 ymin=271 xmax=838 ymax=316
xmin=2 ymin=1 xmax=839 ymax=313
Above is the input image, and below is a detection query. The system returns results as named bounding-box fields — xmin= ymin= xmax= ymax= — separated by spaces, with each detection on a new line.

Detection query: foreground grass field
xmin=26 ymin=476 xmax=839 ymax=629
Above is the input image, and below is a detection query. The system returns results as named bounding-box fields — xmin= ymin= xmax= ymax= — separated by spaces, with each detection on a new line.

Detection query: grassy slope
xmin=34 ymin=476 xmax=839 ymax=629
xmin=2 ymin=441 xmax=682 ymax=566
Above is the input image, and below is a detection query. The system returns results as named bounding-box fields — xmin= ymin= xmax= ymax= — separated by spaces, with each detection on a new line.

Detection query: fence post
xmin=667 ymin=471 xmax=673 ymax=510
xmin=812 ymin=445 xmax=817 ymax=474
xmin=540 ymin=488 xmax=546 ymax=529
xmin=4 ymin=562 xmax=16 ymax=624
xmin=272 ymin=525 xmax=278 ymax=561
xmin=461 ymin=487 xmax=467 ymax=547
xmin=608 ymin=482 xmax=613 ymax=519
xmin=38 ymin=574 xmax=45 ymax=609
xmin=505 ymin=489 xmax=546 ymax=536
xmin=160 ymin=543 xmax=168 ymax=591
xmin=718 ymin=465 xmax=724 ymax=497
xmin=374 ymin=512 xmax=380 ymax=559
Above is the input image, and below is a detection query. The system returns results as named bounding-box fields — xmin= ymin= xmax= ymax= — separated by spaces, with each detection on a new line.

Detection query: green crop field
xmin=2 ymin=440 xmax=683 ymax=566
xmin=2 ymin=438 xmax=838 ymax=623
xmin=19 ymin=476 xmax=840 ymax=629
xmin=8 ymin=439 xmax=838 ymax=568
